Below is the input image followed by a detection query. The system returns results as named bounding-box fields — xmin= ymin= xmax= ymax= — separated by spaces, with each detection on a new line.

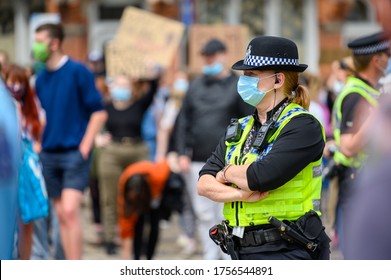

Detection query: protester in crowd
xmin=98 ymin=69 xmax=161 ymax=255
xmin=302 ymin=72 xmax=331 ymax=137
xmin=322 ymin=56 xmax=356 ymax=248
xmin=33 ymin=23 xmax=107 ymax=260
xmin=87 ymin=50 xmax=106 ymax=77
xmin=141 ymin=82 xmax=168 ymax=162
xmin=155 ymin=70 xmax=198 ymax=256
xmin=5 ymin=65 xmax=44 ymax=259
xmin=0 ymin=77 xmax=20 ymax=260
xmin=300 ymin=71 xmax=333 ymax=236
xmin=175 ymin=38 xmax=253 ymax=259
xmin=198 ymin=35 xmax=330 ymax=260
xmin=325 ymin=56 xmax=356 ymax=115
xmin=329 ymin=31 xmax=389 ymax=257
xmin=85 ymin=50 xmax=110 ymax=247
xmin=87 ymin=146 xmax=104 ymax=247
xmin=156 ymin=70 xmax=188 ymax=160
xmin=117 ymin=160 xmax=171 ymax=259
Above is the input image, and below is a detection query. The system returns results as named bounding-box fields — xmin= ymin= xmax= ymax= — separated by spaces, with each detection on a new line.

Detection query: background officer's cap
xmin=348 ymin=31 xmax=390 ymax=55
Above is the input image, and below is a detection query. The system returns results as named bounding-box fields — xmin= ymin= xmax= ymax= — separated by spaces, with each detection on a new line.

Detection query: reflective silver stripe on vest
xmin=313 ymin=165 xmax=322 ymax=178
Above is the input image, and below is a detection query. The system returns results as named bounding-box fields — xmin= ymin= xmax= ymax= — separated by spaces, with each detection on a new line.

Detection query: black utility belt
xmin=112 ymin=137 xmax=142 ymax=144
xmin=235 ymin=227 xmax=281 ymax=247
xmin=209 ymin=211 xmax=324 ymax=258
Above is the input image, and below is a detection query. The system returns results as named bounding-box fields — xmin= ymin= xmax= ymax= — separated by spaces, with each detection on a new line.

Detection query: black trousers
xmin=133 ymin=208 xmax=161 ymax=260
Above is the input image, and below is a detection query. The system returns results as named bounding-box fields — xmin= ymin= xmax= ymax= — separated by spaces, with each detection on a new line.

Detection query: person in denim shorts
xmin=34 ymin=23 xmax=107 ymax=259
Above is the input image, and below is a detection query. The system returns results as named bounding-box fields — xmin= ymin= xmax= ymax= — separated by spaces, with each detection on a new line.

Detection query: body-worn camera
xmin=225 ymin=118 xmax=242 ymax=143
xmin=252 ymin=119 xmax=275 ymax=149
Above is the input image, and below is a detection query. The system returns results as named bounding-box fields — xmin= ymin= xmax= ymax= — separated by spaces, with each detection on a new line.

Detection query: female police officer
xmin=198 ymin=35 xmax=330 ymax=260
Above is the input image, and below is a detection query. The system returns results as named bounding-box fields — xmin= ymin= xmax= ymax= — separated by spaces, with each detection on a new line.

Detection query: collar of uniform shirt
xmin=252 ymin=97 xmax=289 ymax=124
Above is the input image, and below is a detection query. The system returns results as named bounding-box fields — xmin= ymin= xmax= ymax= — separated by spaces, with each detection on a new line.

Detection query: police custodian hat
xmin=348 ymin=31 xmax=390 ymax=55
xmin=232 ymin=35 xmax=307 ymax=72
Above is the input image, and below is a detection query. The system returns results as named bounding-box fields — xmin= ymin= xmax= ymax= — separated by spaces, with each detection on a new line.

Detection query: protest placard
xmin=188 ymin=24 xmax=249 ymax=74
xmin=106 ymin=6 xmax=185 ymax=78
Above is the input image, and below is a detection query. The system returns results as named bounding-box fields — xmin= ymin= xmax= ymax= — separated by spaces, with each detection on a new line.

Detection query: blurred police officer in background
xmin=329 ymin=31 xmax=390 ymax=257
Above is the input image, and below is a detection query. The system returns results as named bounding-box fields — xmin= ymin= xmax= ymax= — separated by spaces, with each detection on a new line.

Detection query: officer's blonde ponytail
xmin=283 ymin=71 xmax=310 ymax=110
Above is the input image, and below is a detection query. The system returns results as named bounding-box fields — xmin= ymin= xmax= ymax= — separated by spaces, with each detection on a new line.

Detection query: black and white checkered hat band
xmin=352 ymin=41 xmax=391 ymax=55
xmin=244 ymin=55 xmax=299 ymax=67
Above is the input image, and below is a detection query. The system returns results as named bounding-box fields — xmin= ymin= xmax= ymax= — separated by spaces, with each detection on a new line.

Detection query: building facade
xmin=0 ymin=0 xmax=383 ymax=79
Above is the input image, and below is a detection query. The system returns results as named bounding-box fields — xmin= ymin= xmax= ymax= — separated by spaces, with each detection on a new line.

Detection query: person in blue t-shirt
xmin=33 ymin=23 xmax=108 ymax=260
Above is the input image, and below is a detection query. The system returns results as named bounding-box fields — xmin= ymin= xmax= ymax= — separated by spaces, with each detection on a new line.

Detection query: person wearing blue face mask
xmin=175 ymin=38 xmax=253 ymax=260
xmin=201 ymin=39 xmax=226 ymax=77
xmin=97 ymin=73 xmax=161 ymax=255
xmin=111 ymin=86 xmax=132 ymax=101
xmin=198 ymin=35 xmax=330 ymax=260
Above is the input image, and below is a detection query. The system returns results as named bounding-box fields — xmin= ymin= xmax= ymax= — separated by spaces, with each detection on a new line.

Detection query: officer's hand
xmin=240 ymin=190 xmax=269 ymax=202
xmin=216 ymin=170 xmax=226 ymax=184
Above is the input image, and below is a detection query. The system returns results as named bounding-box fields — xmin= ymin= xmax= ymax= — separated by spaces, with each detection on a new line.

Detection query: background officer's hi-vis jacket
xmin=332 ymin=76 xmax=380 ymax=168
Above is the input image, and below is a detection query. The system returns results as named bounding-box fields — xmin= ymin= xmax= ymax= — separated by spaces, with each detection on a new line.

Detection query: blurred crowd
xmin=1 ymin=0 xmax=391 ymax=260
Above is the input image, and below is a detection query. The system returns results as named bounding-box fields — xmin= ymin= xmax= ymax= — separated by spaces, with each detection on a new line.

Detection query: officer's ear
xmin=274 ymin=73 xmax=284 ymax=88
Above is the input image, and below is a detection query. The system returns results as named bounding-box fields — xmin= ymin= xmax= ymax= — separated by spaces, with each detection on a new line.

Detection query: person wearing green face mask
xmin=32 ymin=41 xmax=51 ymax=63
xmin=33 ymin=23 xmax=108 ymax=260
xmin=30 ymin=39 xmax=51 ymax=76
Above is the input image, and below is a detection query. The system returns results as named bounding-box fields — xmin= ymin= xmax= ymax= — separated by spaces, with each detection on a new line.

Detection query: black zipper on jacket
xmin=235 ymin=201 xmax=239 ymax=226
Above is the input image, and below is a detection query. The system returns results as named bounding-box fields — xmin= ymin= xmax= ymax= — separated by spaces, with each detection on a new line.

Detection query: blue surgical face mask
xmin=237 ymin=74 xmax=276 ymax=107
xmin=173 ymin=79 xmax=189 ymax=92
xmin=332 ymin=80 xmax=345 ymax=96
xmin=202 ymin=62 xmax=223 ymax=76
xmin=386 ymin=58 xmax=391 ymax=75
xmin=111 ymin=87 xmax=131 ymax=101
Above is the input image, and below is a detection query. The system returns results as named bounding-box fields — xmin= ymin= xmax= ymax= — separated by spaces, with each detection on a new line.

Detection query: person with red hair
xmin=6 ymin=65 xmax=42 ymax=143
xmin=5 ymin=65 xmax=43 ymax=259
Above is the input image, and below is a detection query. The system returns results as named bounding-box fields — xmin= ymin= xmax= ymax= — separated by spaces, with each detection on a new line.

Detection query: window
xmin=346 ymin=0 xmax=369 ymax=21
xmin=194 ymin=0 xmax=226 ymax=24
xmin=241 ymin=0 xmax=266 ymax=36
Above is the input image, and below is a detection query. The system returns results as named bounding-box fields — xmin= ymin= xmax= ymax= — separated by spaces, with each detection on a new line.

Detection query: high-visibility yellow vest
xmin=332 ymin=76 xmax=380 ymax=168
xmin=223 ymin=103 xmax=325 ymax=226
